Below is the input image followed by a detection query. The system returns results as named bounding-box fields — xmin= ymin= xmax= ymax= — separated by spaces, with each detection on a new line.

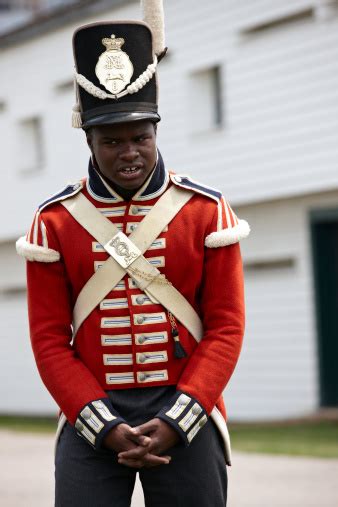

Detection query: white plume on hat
xmin=141 ymin=0 xmax=165 ymax=56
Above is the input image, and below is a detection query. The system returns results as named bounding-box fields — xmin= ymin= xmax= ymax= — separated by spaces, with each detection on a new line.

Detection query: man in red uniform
xmin=17 ymin=3 xmax=249 ymax=505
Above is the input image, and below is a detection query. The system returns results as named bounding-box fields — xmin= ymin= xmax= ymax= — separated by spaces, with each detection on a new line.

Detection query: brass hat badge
xmin=95 ymin=34 xmax=134 ymax=95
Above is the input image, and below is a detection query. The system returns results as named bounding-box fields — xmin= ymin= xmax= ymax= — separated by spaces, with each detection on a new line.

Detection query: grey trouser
xmin=55 ymin=419 xmax=227 ymax=506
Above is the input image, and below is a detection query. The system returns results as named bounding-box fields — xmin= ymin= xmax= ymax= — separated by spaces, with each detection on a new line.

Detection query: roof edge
xmin=0 ymin=0 xmax=132 ymax=49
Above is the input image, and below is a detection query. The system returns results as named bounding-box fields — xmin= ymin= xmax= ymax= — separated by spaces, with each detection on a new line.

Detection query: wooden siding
xmin=1 ymin=1 xmax=338 ymax=237
xmin=159 ymin=0 xmax=338 ymax=205
xmin=0 ymin=0 xmax=337 ymax=417
xmin=226 ymin=190 xmax=338 ymax=420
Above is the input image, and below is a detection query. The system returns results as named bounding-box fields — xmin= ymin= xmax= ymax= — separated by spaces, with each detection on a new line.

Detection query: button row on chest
xmin=135 ymin=295 xmax=146 ymax=305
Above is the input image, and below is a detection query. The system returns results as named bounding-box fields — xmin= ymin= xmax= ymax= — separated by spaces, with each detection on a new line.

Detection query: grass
xmin=228 ymin=420 xmax=338 ymax=458
xmin=0 ymin=415 xmax=337 ymax=458
xmin=0 ymin=415 xmax=57 ymax=433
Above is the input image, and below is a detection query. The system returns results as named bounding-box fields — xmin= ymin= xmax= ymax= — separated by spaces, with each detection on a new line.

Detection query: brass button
xmin=75 ymin=421 xmax=84 ymax=431
xmin=179 ymin=395 xmax=190 ymax=406
xmin=192 ymin=406 xmax=201 ymax=416
xmin=199 ymin=418 xmax=207 ymax=428
xmin=130 ymin=224 xmax=136 ymax=231
xmin=136 ymin=296 xmax=145 ymax=305
xmin=131 ymin=206 xmax=139 ymax=215
xmin=137 ymin=315 xmax=145 ymax=324
xmin=94 ymin=401 xmax=104 ymax=409
xmin=82 ymin=408 xmax=91 ymax=420
xmin=138 ymin=354 xmax=146 ymax=364
xmin=138 ymin=373 xmax=147 ymax=382
xmin=137 ymin=335 xmax=146 ymax=345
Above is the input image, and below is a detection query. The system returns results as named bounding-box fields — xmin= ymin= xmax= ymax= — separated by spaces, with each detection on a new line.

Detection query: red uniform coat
xmin=17 ymin=160 xmax=249 ymax=454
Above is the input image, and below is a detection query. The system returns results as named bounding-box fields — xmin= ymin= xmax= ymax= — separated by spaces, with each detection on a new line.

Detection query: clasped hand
xmin=103 ymin=418 xmax=179 ymax=469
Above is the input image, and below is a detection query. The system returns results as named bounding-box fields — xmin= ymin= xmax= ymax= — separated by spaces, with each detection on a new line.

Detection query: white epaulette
xmin=170 ymin=173 xmax=250 ymax=247
xmin=16 ymin=181 xmax=83 ymax=263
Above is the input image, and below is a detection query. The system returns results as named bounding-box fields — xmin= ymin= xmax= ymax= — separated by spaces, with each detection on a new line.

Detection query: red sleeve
xmin=25 ymin=211 xmax=125 ymax=448
xmin=156 ymin=198 xmax=247 ymax=445
xmin=177 ymin=241 xmax=245 ymax=413
xmin=27 ymin=257 xmax=108 ymax=424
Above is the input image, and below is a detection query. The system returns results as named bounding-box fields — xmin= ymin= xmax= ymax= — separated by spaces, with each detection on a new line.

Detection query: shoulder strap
xmin=39 ymin=181 xmax=83 ymax=212
xmin=61 ymin=186 xmax=203 ymax=342
xmin=170 ymin=174 xmax=222 ymax=202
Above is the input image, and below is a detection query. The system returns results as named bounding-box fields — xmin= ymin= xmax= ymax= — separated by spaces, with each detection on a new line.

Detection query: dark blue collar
xmin=86 ymin=150 xmax=169 ymax=203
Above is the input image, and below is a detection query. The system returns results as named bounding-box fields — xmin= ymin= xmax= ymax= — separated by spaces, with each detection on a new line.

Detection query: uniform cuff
xmin=156 ymin=391 xmax=208 ymax=446
xmin=74 ymin=398 xmax=125 ymax=449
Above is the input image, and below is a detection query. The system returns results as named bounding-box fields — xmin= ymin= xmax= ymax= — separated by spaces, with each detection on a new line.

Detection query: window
xmin=17 ymin=116 xmax=44 ymax=173
xmin=54 ymin=78 xmax=74 ymax=93
xmin=188 ymin=65 xmax=223 ymax=132
xmin=0 ymin=1 xmax=10 ymax=10
xmin=240 ymin=9 xmax=314 ymax=35
xmin=0 ymin=286 xmax=26 ymax=300
xmin=244 ymin=257 xmax=296 ymax=272
xmin=0 ymin=240 xmax=26 ymax=290
xmin=0 ymin=1 xmax=36 ymax=9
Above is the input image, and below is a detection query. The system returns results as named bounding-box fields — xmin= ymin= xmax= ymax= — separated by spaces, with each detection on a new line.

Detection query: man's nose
xmin=119 ymin=143 xmax=139 ymax=161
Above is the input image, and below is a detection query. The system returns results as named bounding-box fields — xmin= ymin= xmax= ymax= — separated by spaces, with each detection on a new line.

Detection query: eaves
xmin=0 ymin=0 xmax=132 ymax=50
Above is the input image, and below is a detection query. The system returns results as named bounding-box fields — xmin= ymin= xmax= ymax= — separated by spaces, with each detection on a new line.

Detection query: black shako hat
xmin=71 ymin=0 xmax=166 ymax=129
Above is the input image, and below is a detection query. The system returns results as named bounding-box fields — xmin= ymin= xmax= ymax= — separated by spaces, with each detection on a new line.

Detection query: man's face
xmin=86 ymin=120 xmax=157 ymax=190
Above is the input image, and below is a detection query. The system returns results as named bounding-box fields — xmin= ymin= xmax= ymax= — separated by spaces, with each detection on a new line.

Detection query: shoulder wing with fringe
xmin=170 ymin=174 xmax=250 ymax=247
xmin=16 ymin=181 xmax=83 ymax=262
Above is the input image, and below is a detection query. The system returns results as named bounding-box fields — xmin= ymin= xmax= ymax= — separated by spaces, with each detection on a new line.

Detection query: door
xmin=311 ymin=210 xmax=338 ymax=407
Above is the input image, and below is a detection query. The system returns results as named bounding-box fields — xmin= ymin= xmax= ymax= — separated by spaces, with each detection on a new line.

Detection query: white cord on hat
xmin=75 ymin=55 xmax=157 ymax=101
xmin=72 ymin=55 xmax=157 ymax=128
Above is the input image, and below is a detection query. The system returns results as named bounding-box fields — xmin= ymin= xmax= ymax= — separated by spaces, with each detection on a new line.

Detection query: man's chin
xmin=115 ymin=176 xmax=146 ymax=191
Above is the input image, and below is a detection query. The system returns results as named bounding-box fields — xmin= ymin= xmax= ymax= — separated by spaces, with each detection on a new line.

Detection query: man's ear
xmin=86 ymin=128 xmax=93 ymax=151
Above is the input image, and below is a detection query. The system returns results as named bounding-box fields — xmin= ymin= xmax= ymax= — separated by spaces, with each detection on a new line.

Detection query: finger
xmin=120 ymin=453 xmax=171 ymax=465
xmin=119 ymin=454 xmax=170 ymax=468
xmin=126 ymin=427 xmax=151 ymax=445
xmin=132 ymin=421 xmax=156 ymax=435
xmin=131 ymin=434 xmax=152 ymax=447
xmin=118 ymin=458 xmax=144 ymax=469
xmin=142 ymin=454 xmax=172 ymax=468
xmin=118 ymin=445 xmax=153 ymax=460
xmin=142 ymin=454 xmax=171 ymax=465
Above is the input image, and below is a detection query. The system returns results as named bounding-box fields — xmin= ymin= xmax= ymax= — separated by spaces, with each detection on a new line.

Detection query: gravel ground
xmin=1 ymin=430 xmax=337 ymax=506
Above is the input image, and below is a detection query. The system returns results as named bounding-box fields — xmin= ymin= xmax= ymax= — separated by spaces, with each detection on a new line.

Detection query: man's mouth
xmin=118 ymin=166 xmax=145 ymax=181
xmin=119 ymin=166 xmax=141 ymax=174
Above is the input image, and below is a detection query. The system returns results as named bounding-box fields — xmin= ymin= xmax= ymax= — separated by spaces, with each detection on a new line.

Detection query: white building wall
xmin=159 ymin=0 xmax=338 ymax=204
xmin=0 ymin=242 xmax=57 ymax=414
xmin=226 ymin=190 xmax=338 ymax=420
xmin=0 ymin=1 xmax=140 ymax=240
xmin=1 ymin=0 xmax=338 ymax=237
xmin=1 ymin=0 xmax=337 ymax=417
